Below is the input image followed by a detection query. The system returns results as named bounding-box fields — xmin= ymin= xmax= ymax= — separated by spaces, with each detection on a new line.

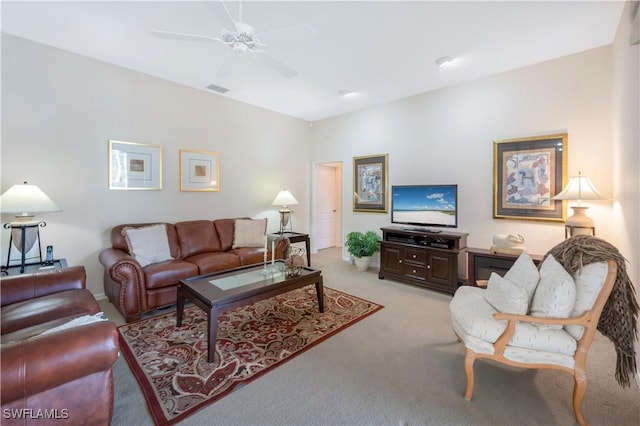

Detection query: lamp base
xmin=564 ymin=206 xmax=596 ymax=238
xmin=278 ymin=209 xmax=293 ymax=234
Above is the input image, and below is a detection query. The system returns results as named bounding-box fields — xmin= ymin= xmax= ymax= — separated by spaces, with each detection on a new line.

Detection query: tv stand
xmin=379 ymin=226 xmax=468 ymax=295
xmin=401 ymin=227 xmax=442 ymax=233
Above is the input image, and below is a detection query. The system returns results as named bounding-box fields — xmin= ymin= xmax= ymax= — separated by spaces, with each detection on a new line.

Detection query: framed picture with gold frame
xmin=180 ymin=149 xmax=220 ymax=192
xmin=109 ymin=140 xmax=162 ymax=190
xmin=493 ymin=133 xmax=567 ymax=222
xmin=353 ymin=154 xmax=388 ymax=213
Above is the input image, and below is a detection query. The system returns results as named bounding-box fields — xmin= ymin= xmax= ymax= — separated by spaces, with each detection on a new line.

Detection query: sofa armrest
xmin=99 ymin=248 xmax=146 ymax=321
xmin=0 ymin=320 xmax=119 ymax=405
xmin=0 ymin=266 xmax=87 ymax=307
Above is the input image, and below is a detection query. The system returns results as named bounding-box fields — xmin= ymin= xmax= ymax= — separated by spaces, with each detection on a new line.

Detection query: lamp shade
xmin=0 ymin=182 xmax=61 ymax=218
xmin=272 ymin=190 xmax=299 ymax=207
xmin=552 ymin=172 xmax=603 ymax=202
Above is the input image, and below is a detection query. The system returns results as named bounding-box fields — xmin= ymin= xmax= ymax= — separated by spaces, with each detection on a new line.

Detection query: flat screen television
xmin=391 ymin=184 xmax=458 ymax=229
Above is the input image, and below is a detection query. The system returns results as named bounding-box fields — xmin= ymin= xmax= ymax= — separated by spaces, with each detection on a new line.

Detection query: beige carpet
xmin=102 ymin=247 xmax=640 ymax=425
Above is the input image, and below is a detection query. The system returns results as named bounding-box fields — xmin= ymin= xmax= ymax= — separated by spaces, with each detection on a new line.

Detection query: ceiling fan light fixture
xmin=435 ymin=56 xmax=454 ymax=68
xmin=338 ymin=89 xmax=356 ymax=98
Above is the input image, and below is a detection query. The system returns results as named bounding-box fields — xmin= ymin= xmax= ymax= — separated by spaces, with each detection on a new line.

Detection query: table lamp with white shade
xmin=272 ymin=189 xmax=298 ymax=234
xmin=552 ymin=171 xmax=603 ymax=238
xmin=1 ymin=182 xmax=61 ymax=273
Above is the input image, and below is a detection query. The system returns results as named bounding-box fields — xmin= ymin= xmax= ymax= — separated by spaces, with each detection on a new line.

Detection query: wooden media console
xmin=378 ymin=226 xmax=468 ymax=295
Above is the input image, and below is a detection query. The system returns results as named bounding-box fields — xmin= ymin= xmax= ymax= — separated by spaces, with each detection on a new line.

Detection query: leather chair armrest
xmin=0 ymin=266 xmax=87 ymax=307
xmin=0 ymin=320 xmax=119 ymax=405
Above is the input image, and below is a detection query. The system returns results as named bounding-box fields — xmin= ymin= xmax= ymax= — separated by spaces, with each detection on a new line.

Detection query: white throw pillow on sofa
xmin=503 ymin=251 xmax=540 ymax=306
xmin=232 ymin=218 xmax=267 ymax=248
xmin=530 ymin=254 xmax=576 ymax=330
xmin=123 ymin=224 xmax=173 ymax=267
xmin=483 ymin=272 xmax=529 ymax=315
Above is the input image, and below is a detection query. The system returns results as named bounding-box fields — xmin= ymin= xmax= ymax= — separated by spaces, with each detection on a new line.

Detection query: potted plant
xmin=345 ymin=231 xmax=381 ymax=271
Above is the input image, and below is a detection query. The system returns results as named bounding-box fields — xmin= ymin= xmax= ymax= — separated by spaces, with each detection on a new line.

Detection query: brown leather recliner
xmin=1 ymin=266 xmax=119 ymax=426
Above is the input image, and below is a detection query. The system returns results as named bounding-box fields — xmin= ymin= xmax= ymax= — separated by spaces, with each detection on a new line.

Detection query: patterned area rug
xmin=118 ymin=286 xmax=383 ymax=425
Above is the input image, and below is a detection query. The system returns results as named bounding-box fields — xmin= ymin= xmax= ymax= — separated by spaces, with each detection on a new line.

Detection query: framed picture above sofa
xmin=180 ymin=149 xmax=220 ymax=192
xmin=109 ymin=140 xmax=162 ymax=190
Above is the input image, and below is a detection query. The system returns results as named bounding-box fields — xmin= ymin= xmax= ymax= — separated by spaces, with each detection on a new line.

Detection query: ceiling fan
xmin=151 ymin=0 xmax=314 ymax=79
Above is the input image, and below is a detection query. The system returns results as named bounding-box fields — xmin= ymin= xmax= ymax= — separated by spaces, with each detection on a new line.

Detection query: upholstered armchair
xmin=450 ymin=245 xmax=619 ymax=426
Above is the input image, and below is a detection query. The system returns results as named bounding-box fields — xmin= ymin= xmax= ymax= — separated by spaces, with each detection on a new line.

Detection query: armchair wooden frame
xmin=462 ymin=260 xmax=617 ymax=426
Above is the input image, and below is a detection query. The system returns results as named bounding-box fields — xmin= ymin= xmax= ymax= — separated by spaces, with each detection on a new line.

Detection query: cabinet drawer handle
xmin=427 ymin=265 xmax=431 ymax=269
xmin=412 ymin=254 xmax=417 ymax=259
xmin=399 ymin=260 xmax=403 ymax=264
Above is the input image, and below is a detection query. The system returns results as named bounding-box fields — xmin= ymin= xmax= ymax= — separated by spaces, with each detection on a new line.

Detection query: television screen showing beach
xmin=392 ymin=185 xmax=457 ymax=226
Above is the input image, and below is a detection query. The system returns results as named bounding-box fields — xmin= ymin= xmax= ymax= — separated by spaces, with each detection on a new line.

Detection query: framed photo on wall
xmin=109 ymin=140 xmax=162 ymax=190
xmin=353 ymin=154 xmax=388 ymax=213
xmin=180 ymin=149 xmax=220 ymax=192
xmin=493 ymin=133 xmax=567 ymax=222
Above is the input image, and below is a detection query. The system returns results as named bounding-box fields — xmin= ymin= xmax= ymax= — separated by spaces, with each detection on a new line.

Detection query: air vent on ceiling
xmin=206 ymin=84 xmax=229 ymax=94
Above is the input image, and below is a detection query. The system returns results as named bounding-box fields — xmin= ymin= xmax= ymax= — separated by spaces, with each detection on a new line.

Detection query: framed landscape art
xmin=493 ymin=133 xmax=567 ymax=222
xmin=180 ymin=149 xmax=220 ymax=192
xmin=353 ymin=154 xmax=388 ymax=213
xmin=109 ymin=140 xmax=162 ymax=190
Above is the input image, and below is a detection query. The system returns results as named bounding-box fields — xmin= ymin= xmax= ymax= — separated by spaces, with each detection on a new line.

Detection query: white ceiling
xmin=1 ymin=1 xmax=625 ymax=122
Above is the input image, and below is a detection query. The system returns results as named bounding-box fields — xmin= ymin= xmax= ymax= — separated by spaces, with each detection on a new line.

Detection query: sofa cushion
xmin=123 ymin=224 xmax=174 ymax=267
xmin=230 ymin=247 xmax=268 ymax=266
xmin=565 ymin=261 xmax=609 ymax=340
xmin=1 ymin=289 xmax=99 ymax=335
xmin=175 ymin=220 xmax=222 ymax=257
xmin=483 ymin=273 xmax=529 ymax=314
xmin=185 ymin=252 xmax=242 ymax=275
xmin=232 ymin=218 xmax=267 ymax=249
xmin=214 ymin=219 xmax=236 ymax=251
xmin=143 ymin=260 xmax=200 ymax=290
xmin=530 ymin=255 xmax=576 ymax=330
xmin=503 ymin=251 xmax=539 ymax=306
xmin=111 ymin=223 xmax=181 ymax=259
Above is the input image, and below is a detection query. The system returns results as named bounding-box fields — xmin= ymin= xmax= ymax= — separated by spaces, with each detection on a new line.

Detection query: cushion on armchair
xmin=503 ymin=251 xmax=539 ymax=305
xmin=530 ymin=255 xmax=576 ymax=330
xmin=483 ymin=273 xmax=529 ymax=315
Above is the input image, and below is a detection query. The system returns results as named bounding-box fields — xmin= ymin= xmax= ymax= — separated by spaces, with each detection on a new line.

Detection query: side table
xmin=467 ymin=248 xmax=542 ymax=286
xmin=272 ymin=232 xmax=311 ymax=267
xmin=1 ymin=259 xmax=69 ymax=276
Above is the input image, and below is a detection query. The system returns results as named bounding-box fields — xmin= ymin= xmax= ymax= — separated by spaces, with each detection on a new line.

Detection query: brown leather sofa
xmin=1 ymin=266 xmax=119 ymax=426
xmin=99 ymin=218 xmax=289 ymax=322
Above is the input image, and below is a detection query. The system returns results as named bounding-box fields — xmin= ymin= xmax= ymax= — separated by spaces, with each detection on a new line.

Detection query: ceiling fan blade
xmin=216 ymin=52 xmax=238 ymax=78
xmin=256 ymin=24 xmax=315 ymax=46
xmin=151 ymin=30 xmax=221 ymax=44
xmin=256 ymin=50 xmax=298 ymax=79
xmin=206 ymin=0 xmax=238 ymax=32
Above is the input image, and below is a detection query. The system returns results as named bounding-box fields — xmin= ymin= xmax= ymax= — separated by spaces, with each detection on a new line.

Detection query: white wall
xmin=1 ymin=34 xmax=311 ymax=296
xmin=611 ymin=0 xmax=640 ymax=382
xmin=311 ymin=46 xmax=615 ymax=267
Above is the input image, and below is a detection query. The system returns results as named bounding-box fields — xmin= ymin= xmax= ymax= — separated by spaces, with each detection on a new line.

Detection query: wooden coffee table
xmin=177 ymin=261 xmax=324 ymax=362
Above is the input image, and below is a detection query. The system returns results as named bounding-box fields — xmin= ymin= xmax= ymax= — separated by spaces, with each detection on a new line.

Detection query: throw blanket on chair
xmin=545 ymin=235 xmax=639 ymax=387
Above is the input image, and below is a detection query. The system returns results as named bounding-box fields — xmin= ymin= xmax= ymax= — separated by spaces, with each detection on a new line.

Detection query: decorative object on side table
xmin=272 ymin=189 xmax=299 ymax=233
xmin=284 ymin=246 xmax=306 ymax=277
xmin=552 ymin=171 xmax=603 ymax=238
xmin=493 ymin=133 xmax=567 ymax=222
xmin=345 ymin=230 xmax=380 ymax=271
xmin=1 ymin=182 xmax=61 ymax=273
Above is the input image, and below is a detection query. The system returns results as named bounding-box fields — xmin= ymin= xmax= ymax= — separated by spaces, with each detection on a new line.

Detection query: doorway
xmin=313 ymin=162 xmax=342 ymax=252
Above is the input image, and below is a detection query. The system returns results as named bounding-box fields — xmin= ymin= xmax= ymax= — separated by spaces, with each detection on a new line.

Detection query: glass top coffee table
xmin=177 ymin=261 xmax=324 ymax=363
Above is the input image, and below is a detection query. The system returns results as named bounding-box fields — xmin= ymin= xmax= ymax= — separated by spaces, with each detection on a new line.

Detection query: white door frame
xmin=311 ymin=161 xmax=343 ymax=254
